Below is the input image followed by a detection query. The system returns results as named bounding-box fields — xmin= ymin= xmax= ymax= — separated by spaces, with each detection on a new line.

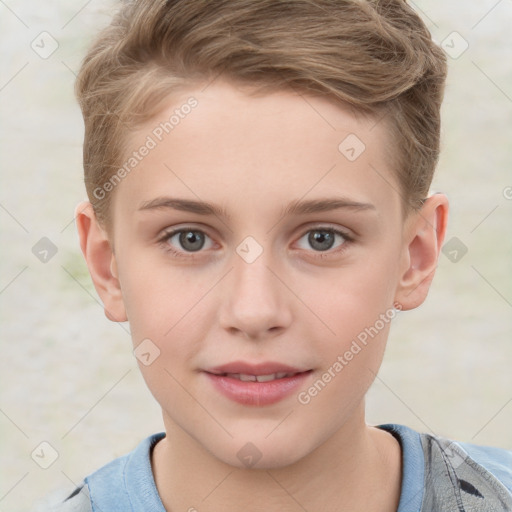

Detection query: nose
xmin=218 ymin=246 xmax=292 ymax=340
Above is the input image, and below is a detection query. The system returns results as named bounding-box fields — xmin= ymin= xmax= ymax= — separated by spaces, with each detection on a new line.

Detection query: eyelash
xmin=157 ymin=226 xmax=354 ymax=260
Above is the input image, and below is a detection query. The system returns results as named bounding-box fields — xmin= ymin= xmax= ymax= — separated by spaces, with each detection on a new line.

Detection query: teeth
xmin=256 ymin=374 xmax=276 ymax=382
xmin=225 ymin=372 xmax=296 ymax=382
xmin=239 ymin=373 xmax=257 ymax=382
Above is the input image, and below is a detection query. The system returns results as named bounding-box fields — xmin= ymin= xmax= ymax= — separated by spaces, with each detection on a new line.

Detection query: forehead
xmin=112 ymin=78 xmax=401 ymax=225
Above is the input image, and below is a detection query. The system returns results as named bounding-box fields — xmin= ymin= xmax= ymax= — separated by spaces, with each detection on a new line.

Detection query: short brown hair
xmin=75 ymin=0 xmax=447 ymax=227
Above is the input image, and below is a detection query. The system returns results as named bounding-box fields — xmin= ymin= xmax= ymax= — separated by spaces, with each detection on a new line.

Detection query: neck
xmin=151 ymin=407 xmax=402 ymax=512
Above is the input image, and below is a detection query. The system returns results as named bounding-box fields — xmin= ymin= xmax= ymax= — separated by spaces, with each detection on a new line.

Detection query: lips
xmin=207 ymin=361 xmax=308 ymax=376
xmin=223 ymin=372 xmax=297 ymax=382
xmin=204 ymin=361 xmax=312 ymax=406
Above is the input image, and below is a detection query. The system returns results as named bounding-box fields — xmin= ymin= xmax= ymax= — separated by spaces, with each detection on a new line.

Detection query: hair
xmin=75 ymin=0 xmax=447 ymax=228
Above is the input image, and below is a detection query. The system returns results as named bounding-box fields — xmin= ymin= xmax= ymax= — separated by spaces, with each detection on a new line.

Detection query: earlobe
xmin=394 ymin=193 xmax=449 ymax=311
xmin=74 ymin=201 xmax=128 ymax=322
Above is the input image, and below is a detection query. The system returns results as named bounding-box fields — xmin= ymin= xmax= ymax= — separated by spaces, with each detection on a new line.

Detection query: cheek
xmin=296 ymin=278 xmax=396 ymax=431
xmin=118 ymin=250 xmax=208 ymax=340
xmin=122 ymin=269 xmax=212 ymax=413
xmin=307 ymin=255 xmax=399 ymax=345
xmin=119 ymin=263 xmax=221 ymax=401
xmin=294 ymin=249 xmax=400 ymax=399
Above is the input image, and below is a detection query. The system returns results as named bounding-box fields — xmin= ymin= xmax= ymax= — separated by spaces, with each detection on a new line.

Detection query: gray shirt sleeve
xmin=30 ymin=484 xmax=92 ymax=512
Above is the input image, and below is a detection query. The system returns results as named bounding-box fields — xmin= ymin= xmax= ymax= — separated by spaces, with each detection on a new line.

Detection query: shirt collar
xmin=377 ymin=423 xmax=425 ymax=512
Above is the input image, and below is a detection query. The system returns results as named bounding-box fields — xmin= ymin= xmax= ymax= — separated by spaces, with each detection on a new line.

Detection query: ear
xmin=75 ymin=201 xmax=127 ymax=322
xmin=394 ymin=193 xmax=449 ymax=311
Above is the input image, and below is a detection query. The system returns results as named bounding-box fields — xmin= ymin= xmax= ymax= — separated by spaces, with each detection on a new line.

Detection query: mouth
xmin=203 ymin=361 xmax=313 ymax=406
xmin=212 ymin=371 xmax=302 ymax=382
xmin=206 ymin=360 xmax=310 ymax=376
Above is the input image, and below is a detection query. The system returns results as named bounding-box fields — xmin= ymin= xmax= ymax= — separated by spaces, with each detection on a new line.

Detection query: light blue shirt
xmin=31 ymin=424 xmax=512 ymax=511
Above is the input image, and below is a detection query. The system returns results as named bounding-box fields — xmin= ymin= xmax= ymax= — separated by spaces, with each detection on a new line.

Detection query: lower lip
xmin=204 ymin=371 xmax=312 ymax=406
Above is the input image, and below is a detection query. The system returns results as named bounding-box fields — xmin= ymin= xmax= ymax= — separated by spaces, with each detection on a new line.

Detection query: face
xmin=96 ymin=78 xmax=419 ymax=468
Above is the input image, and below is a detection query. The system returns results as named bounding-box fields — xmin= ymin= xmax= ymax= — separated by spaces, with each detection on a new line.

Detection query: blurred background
xmin=1 ymin=1 xmax=511 ymax=510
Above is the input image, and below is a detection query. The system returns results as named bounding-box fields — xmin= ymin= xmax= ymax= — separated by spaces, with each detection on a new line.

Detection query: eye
xmin=295 ymin=227 xmax=352 ymax=254
xmin=158 ymin=225 xmax=352 ymax=259
xmin=159 ymin=227 xmax=215 ymax=256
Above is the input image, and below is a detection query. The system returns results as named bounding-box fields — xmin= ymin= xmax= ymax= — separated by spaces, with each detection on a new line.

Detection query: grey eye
xmin=167 ymin=230 xmax=213 ymax=252
xmin=296 ymin=228 xmax=347 ymax=252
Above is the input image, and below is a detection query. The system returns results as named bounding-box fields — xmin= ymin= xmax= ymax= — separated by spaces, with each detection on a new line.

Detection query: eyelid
xmin=159 ymin=224 xmax=213 ymax=239
xmin=297 ymin=223 xmax=354 ymax=240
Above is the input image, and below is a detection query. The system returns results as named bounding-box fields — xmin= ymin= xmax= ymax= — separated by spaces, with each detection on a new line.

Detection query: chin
xmin=206 ymin=435 xmax=314 ymax=471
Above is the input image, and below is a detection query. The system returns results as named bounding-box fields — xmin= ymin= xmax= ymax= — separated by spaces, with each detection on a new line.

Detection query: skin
xmin=76 ymin=78 xmax=448 ymax=511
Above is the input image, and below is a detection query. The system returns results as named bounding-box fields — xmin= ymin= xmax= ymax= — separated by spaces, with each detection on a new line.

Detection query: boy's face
xmin=78 ymin=78 xmax=447 ymax=468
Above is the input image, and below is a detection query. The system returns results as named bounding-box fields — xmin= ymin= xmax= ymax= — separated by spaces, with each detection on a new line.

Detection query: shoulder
xmin=421 ymin=431 xmax=512 ymax=489
xmin=456 ymin=439 xmax=512 ymax=491
xmin=31 ymin=433 xmax=166 ymax=512
xmin=380 ymin=423 xmax=512 ymax=511
xmin=30 ymin=484 xmax=92 ymax=512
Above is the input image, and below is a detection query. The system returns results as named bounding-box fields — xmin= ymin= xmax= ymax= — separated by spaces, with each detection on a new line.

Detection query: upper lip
xmin=205 ymin=361 xmax=310 ymax=376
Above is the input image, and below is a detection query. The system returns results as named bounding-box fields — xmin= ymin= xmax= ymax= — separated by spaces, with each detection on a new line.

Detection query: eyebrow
xmin=138 ymin=196 xmax=376 ymax=220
